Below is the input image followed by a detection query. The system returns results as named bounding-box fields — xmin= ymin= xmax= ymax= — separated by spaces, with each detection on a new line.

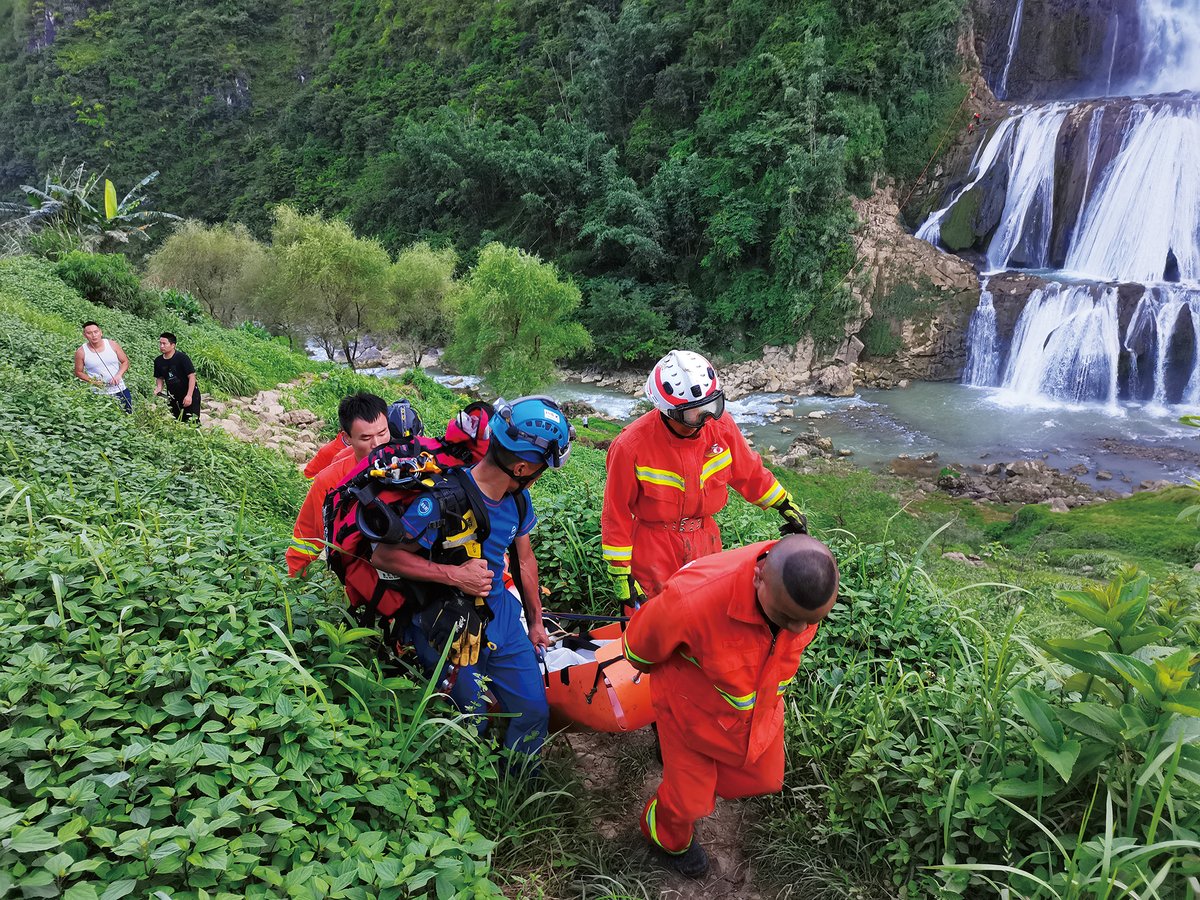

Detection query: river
xmin=320 ymin=348 xmax=1197 ymax=490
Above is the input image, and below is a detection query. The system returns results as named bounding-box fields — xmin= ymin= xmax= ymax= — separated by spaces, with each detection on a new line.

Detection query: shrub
xmin=158 ymin=287 xmax=205 ymax=324
xmin=54 ymin=252 xmax=162 ymax=318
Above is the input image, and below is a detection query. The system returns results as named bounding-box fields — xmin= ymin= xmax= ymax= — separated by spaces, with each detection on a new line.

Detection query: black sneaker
xmin=666 ymin=838 xmax=709 ymax=878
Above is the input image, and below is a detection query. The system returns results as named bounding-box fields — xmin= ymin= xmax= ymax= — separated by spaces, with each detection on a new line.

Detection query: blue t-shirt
xmin=400 ymin=468 xmax=537 ymax=605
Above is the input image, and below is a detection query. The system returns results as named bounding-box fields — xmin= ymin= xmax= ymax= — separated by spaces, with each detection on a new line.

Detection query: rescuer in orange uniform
xmin=622 ymin=535 xmax=839 ymax=877
xmin=286 ymin=393 xmax=392 ymax=576
xmin=304 ymin=433 xmax=349 ymax=478
xmin=601 ymin=350 xmax=809 ymax=605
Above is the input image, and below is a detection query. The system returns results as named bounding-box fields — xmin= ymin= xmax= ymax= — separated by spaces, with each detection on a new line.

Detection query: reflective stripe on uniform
xmin=777 ymin=677 xmax=794 ymax=695
xmin=289 ymin=538 xmax=321 ymax=557
xmin=715 ymin=687 xmax=757 ymax=710
xmin=754 ymin=481 xmax=786 ymax=509
xmin=699 ymin=448 xmax=732 ymax=485
xmin=645 ymin=799 xmax=687 ymax=853
xmin=623 ymin=636 xmax=653 ymax=667
xmin=602 ymin=544 xmax=633 ymax=563
xmin=634 ymin=465 xmax=685 ymax=491
xmin=681 ymin=651 xmax=756 ymax=710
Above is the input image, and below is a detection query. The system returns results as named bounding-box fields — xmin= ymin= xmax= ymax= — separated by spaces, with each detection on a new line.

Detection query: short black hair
xmin=160 ymin=331 xmax=177 ymax=344
xmin=82 ymin=321 xmax=99 ymax=330
xmin=338 ymin=392 xmax=387 ymax=434
xmin=779 ymin=549 xmax=839 ymax=610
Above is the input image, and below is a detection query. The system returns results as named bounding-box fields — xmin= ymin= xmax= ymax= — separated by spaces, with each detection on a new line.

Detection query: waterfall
xmin=1064 ymin=102 xmax=1200 ymax=282
xmin=1001 ymin=283 xmax=1119 ymax=404
xmin=915 ymin=0 xmax=1200 ymax=411
xmin=1127 ymin=0 xmax=1200 ymax=95
xmin=915 ymin=116 xmax=1018 ymax=246
xmin=962 ymin=283 xmax=1000 ymax=386
xmin=983 ymin=106 xmax=1068 ymax=272
xmin=996 ymin=0 xmax=1026 ymax=101
xmin=1125 ymin=285 xmax=1200 ymax=406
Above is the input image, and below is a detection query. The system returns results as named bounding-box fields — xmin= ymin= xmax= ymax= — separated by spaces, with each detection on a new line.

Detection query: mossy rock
xmin=939 ymin=185 xmax=986 ymax=251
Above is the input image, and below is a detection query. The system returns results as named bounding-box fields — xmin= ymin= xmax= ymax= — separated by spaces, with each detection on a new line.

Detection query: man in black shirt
xmin=153 ymin=332 xmax=201 ymax=423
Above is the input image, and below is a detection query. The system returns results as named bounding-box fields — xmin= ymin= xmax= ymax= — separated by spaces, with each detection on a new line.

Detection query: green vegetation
xmin=145 ymin=221 xmax=269 ymax=326
xmin=0 ymin=256 xmax=316 ymax=398
xmin=370 ymin=243 xmax=459 ymax=370
xmin=2 ymin=261 xmax=1198 ymax=897
xmin=0 ymin=162 xmax=178 ymax=258
xmin=990 ymin=490 xmax=1200 ymax=574
xmin=446 ymin=243 xmax=592 ymax=395
xmin=0 ymin=0 xmax=968 ymax=362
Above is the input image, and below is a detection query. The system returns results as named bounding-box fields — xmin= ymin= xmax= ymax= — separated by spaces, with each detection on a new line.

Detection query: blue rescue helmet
xmin=386 ymin=399 xmax=424 ymax=443
xmin=492 ymin=396 xmax=574 ymax=468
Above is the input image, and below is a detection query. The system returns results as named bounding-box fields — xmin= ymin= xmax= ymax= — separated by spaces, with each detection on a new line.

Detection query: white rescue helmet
xmin=645 ymin=350 xmax=726 ymax=427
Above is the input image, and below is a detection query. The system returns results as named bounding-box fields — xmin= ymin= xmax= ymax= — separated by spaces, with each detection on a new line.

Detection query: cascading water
xmin=918 ymin=0 xmax=1200 ymax=409
xmin=962 ymin=283 xmax=1000 ymax=387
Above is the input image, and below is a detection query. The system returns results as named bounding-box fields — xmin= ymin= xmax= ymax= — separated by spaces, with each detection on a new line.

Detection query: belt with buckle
xmin=644 ymin=516 xmax=709 ymax=533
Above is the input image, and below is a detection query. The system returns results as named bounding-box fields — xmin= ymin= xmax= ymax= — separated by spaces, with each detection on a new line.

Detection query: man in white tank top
xmin=75 ymin=321 xmax=132 ymax=413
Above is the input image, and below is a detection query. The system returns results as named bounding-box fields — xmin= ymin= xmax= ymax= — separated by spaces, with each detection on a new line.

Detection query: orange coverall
xmin=303 ymin=433 xmax=348 ymax=478
xmin=287 ymin=446 xmax=356 ymax=576
xmin=601 ymin=411 xmax=786 ymax=597
xmin=622 ymin=540 xmax=819 ymax=853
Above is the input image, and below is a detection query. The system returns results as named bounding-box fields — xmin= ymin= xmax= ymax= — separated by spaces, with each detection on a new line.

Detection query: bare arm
xmin=74 ymin=347 xmax=91 ymax=384
xmin=371 ymin=542 xmax=492 ymax=596
xmin=111 ymin=341 xmax=130 ymax=383
xmin=154 ymin=377 xmax=165 ymax=394
xmin=511 ymin=535 xmax=549 ymax=648
xmin=185 ymin=371 xmax=196 ymax=402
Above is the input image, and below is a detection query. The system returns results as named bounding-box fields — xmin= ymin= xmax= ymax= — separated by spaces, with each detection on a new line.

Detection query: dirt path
xmin=561 ymin=728 xmax=774 ymax=899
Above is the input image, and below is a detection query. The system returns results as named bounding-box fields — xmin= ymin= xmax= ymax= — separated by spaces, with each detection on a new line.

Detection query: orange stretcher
xmin=541 ymin=620 xmax=655 ymax=733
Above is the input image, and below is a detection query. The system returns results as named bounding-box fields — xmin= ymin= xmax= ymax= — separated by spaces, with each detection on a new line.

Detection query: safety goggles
xmin=494 ymin=396 xmax=576 ymax=468
xmin=665 ymin=392 xmax=725 ymax=427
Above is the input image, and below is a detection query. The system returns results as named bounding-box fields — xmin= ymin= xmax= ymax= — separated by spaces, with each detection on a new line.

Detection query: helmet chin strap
xmin=495 ymin=456 xmax=544 ymax=489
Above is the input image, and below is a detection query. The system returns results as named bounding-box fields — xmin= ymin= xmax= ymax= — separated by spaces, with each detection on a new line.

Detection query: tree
xmin=446 ymin=243 xmax=592 ymax=395
xmin=269 ymin=205 xmax=391 ymax=370
xmin=367 ymin=243 xmax=459 ymax=371
xmin=145 ymin=220 xmax=268 ymax=325
xmin=0 ymin=162 xmax=179 ymax=258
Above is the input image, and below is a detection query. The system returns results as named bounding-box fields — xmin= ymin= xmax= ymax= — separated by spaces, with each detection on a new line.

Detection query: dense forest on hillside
xmin=0 ymin=0 xmax=965 ymax=359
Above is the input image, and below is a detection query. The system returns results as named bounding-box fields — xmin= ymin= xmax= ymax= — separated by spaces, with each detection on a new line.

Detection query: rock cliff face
xmin=849 ymin=186 xmax=982 ymax=385
xmin=974 ymin=0 xmax=1141 ymax=101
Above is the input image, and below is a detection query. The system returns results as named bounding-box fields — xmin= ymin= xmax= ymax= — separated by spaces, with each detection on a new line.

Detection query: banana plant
xmin=0 ymin=160 xmax=179 ymax=255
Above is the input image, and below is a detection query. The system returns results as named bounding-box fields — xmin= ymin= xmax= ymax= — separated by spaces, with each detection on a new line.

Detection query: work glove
xmin=423 ymin=593 xmax=491 ymax=666
xmin=608 ymin=565 xmax=647 ymax=608
xmin=775 ymin=494 xmax=809 ymax=536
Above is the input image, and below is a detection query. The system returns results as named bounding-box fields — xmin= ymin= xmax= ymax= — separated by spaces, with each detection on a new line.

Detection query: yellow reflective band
xmin=777 ymin=678 xmax=794 ymax=696
xmin=755 ymin=481 xmax=786 ymax=509
xmin=289 ymin=538 xmax=321 ymax=557
xmin=635 ymin=465 xmax=685 ymax=491
xmin=700 ymin=448 xmax=732 ymax=485
xmin=715 ymin=687 xmax=757 ymax=711
xmin=602 ymin=544 xmax=633 ymax=562
xmin=645 ymin=799 xmax=687 ymax=854
xmin=623 ymin=636 xmax=653 ymax=667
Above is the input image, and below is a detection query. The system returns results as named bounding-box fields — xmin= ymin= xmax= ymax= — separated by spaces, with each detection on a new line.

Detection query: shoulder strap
xmin=431 ymin=466 xmax=492 ymax=547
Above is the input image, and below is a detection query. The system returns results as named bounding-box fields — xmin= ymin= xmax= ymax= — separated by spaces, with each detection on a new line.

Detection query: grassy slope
xmin=3 ymin=256 xmax=1198 ymax=897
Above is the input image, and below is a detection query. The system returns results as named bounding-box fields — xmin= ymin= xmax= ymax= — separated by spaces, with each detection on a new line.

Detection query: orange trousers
xmin=631 ymin=517 xmax=721 ymax=599
xmin=639 ymin=709 xmax=785 ymax=853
